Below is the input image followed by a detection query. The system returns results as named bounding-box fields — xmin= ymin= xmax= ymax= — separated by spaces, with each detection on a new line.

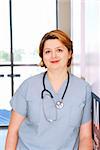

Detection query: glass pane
xmin=13 ymin=66 xmax=46 ymax=93
xmin=71 ymin=0 xmax=81 ymax=64
xmin=0 ymin=67 xmax=11 ymax=110
xmin=12 ymin=0 xmax=56 ymax=64
xmin=0 ymin=0 xmax=10 ymax=64
xmin=71 ymin=65 xmax=81 ymax=77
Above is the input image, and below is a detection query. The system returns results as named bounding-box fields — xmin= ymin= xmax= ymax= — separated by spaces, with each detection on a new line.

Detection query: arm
xmin=5 ymin=110 xmax=25 ymax=150
xmin=79 ymin=121 xmax=93 ymax=150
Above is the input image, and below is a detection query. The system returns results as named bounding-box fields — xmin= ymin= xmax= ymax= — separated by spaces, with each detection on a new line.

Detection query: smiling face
xmin=43 ymin=39 xmax=71 ymax=71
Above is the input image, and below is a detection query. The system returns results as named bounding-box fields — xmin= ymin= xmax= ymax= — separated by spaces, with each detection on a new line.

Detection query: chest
xmin=26 ymin=88 xmax=85 ymax=129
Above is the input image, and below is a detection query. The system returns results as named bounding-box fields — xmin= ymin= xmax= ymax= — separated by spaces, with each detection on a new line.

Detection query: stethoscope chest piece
xmin=56 ymin=101 xmax=64 ymax=109
xmin=41 ymin=71 xmax=70 ymax=122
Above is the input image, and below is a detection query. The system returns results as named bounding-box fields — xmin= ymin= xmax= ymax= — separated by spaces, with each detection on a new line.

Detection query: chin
xmin=48 ymin=66 xmax=62 ymax=71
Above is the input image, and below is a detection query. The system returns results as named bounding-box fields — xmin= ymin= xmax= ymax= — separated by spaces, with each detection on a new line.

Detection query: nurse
xmin=5 ymin=29 xmax=93 ymax=149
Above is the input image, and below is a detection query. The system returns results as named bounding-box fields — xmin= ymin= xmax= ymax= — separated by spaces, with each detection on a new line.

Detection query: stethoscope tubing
xmin=41 ymin=71 xmax=70 ymax=122
xmin=41 ymin=71 xmax=70 ymax=100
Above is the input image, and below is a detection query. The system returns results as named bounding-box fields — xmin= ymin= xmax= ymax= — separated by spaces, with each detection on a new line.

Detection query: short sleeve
xmin=10 ymin=81 xmax=27 ymax=117
xmin=81 ymin=83 xmax=92 ymax=124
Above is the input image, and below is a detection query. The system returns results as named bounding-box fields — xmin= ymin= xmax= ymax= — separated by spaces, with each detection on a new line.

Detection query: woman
xmin=5 ymin=29 xmax=93 ymax=149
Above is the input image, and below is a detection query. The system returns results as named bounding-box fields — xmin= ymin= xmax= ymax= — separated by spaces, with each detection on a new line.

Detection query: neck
xmin=47 ymin=68 xmax=68 ymax=81
xmin=47 ymin=68 xmax=68 ymax=92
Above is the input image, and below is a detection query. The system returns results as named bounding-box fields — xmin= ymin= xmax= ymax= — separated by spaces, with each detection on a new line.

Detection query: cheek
xmin=62 ymin=55 xmax=69 ymax=65
xmin=43 ymin=55 xmax=47 ymax=62
xmin=43 ymin=56 xmax=50 ymax=66
xmin=62 ymin=53 xmax=69 ymax=60
xmin=43 ymin=54 xmax=50 ymax=61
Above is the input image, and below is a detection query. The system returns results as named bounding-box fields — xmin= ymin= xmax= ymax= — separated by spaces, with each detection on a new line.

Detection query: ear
xmin=39 ymin=60 xmax=44 ymax=67
xmin=68 ymin=51 xmax=73 ymax=59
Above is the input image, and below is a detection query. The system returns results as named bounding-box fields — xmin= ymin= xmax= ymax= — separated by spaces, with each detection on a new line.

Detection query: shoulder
xmin=16 ymin=72 xmax=45 ymax=93
xmin=70 ymin=74 xmax=91 ymax=88
xmin=70 ymin=74 xmax=92 ymax=95
xmin=22 ymin=71 xmax=44 ymax=85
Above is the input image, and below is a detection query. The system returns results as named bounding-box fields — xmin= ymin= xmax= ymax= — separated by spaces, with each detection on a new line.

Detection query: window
xmin=0 ymin=0 xmax=57 ymax=110
xmin=71 ymin=0 xmax=100 ymax=97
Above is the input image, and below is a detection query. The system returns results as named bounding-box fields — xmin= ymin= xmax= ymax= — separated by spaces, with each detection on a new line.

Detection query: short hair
xmin=39 ymin=29 xmax=73 ymax=67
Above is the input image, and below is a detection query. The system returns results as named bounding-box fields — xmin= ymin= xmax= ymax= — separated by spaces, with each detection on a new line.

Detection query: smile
xmin=50 ymin=60 xmax=60 ymax=63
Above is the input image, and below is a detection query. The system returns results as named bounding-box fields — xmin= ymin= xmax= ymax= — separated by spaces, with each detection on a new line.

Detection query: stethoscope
xmin=41 ymin=71 xmax=70 ymax=109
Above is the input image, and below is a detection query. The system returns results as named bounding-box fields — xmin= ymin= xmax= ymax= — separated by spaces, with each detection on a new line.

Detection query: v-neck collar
xmin=45 ymin=73 xmax=69 ymax=100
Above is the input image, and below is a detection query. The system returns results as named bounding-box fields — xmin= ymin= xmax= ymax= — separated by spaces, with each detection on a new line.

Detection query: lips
xmin=50 ymin=60 xmax=60 ymax=63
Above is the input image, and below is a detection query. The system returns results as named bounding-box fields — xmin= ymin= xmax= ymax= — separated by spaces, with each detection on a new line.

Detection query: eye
xmin=44 ymin=50 xmax=51 ymax=54
xmin=57 ymin=48 xmax=63 ymax=52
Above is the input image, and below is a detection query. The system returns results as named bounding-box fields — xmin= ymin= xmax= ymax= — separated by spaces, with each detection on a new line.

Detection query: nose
xmin=51 ymin=50 xmax=56 ymax=58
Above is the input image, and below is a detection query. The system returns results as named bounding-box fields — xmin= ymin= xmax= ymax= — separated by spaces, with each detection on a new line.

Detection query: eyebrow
xmin=43 ymin=48 xmax=51 ymax=51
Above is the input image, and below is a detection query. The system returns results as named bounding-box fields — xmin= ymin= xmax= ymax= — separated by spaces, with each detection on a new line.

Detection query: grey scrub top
xmin=10 ymin=72 xmax=92 ymax=150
